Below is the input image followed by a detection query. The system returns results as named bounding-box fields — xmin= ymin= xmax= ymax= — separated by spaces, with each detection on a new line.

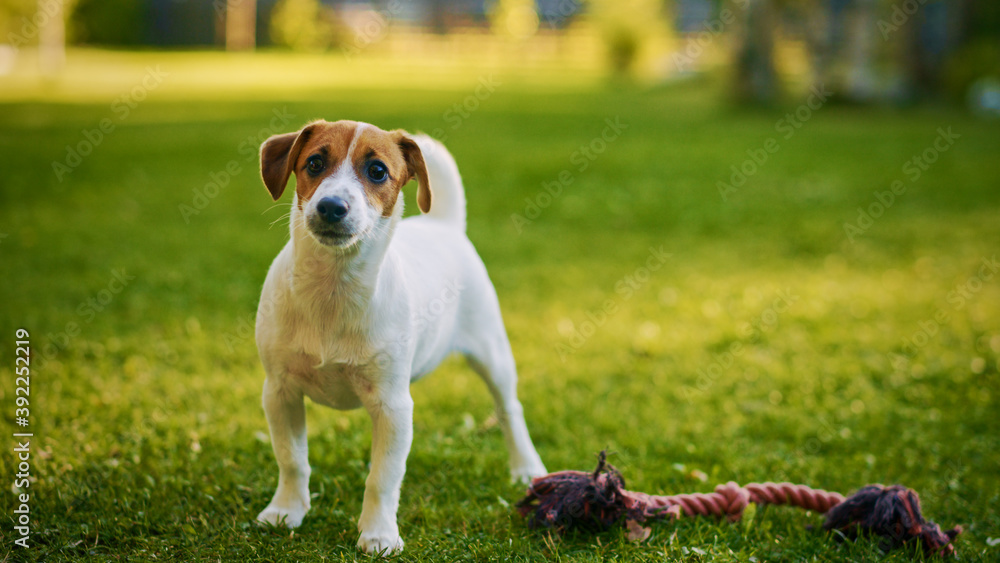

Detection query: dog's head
xmin=260 ymin=120 xmax=432 ymax=248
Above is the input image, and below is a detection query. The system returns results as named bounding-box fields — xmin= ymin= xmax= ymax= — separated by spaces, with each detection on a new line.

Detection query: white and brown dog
xmin=253 ymin=120 xmax=547 ymax=554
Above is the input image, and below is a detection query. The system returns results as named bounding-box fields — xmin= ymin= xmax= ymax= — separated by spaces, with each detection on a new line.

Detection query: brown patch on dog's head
xmin=394 ymin=132 xmax=432 ymax=214
xmin=259 ymin=120 xmax=432 ymax=215
xmin=348 ymin=127 xmax=432 ymax=217
xmin=260 ymin=120 xmax=357 ymax=205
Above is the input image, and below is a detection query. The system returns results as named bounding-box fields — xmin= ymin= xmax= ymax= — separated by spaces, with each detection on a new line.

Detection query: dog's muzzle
xmin=316 ymin=196 xmax=349 ymax=223
xmin=307 ymin=196 xmax=359 ymax=246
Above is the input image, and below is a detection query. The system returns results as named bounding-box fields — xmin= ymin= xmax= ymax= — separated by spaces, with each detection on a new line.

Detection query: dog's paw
xmin=357 ymin=530 xmax=404 ymax=555
xmin=257 ymin=503 xmax=309 ymax=529
xmin=510 ymin=460 xmax=548 ymax=484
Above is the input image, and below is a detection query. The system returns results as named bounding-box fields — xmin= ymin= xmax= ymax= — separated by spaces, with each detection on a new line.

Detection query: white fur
xmin=254 ymin=132 xmax=547 ymax=555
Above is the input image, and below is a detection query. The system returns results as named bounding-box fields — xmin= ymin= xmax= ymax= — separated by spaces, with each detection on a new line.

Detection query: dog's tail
xmin=411 ymin=134 xmax=466 ymax=232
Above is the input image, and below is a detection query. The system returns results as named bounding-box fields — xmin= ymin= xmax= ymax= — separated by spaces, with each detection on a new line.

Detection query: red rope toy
xmin=517 ymin=451 xmax=962 ymax=557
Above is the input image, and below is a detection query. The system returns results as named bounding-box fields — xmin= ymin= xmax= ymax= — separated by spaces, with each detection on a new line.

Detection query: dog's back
xmin=386 ymin=134 xmax=499 ymax=378
xmin=410 ymin=134 xmax=466 ymax=231
xmin=404 ymin=134 xmax=467 ymax=232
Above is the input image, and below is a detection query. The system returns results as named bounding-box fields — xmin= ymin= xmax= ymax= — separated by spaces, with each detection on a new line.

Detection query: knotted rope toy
xmin=517 ymin=451 xmax=962 ymax=557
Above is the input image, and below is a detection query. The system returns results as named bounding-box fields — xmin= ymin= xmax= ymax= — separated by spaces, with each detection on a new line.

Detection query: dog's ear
xmin=260 ymin=126 xmax=314 ymax=201
xmin=395 ymin=133 xmax=432 ymax=213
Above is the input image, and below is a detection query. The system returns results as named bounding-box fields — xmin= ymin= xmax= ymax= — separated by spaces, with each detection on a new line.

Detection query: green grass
xmin=1 ymin=50 xmax=999 ymax=562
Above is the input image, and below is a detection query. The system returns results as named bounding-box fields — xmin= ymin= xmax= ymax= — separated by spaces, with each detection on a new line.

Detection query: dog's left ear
xmin=395 ymin=133 xmax=432 ymax=213
xmin=260 ymin=124 xmax=315 ymax=201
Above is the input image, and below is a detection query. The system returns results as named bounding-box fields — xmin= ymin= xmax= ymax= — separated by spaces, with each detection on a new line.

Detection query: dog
xmin=253 ymin=120 xmax=547 ymax=554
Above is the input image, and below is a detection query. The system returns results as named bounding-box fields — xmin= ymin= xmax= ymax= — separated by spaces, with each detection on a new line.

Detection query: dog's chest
xmin=271 ymin=289 xmax=386 ymax=410
xmin=279 ymin=275 xmax=378 ymax=360
xmin=282 ymin=351 xmax=375 ymax=410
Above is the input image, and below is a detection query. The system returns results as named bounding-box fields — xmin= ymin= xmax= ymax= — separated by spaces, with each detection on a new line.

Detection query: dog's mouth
xmin=303 ymin=212 xmax=373 ymax=248
xmin=310 ymin=228 xmax=358 ymax=247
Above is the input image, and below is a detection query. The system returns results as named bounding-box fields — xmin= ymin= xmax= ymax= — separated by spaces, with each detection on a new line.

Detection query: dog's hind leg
xmin=464 ymin=333 xmax=547 ymax=483
xmin=257 ymin=376 xmax=311 ymax=528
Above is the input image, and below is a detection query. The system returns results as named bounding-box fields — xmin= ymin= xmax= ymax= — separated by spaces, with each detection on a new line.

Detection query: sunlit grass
xmin=0 ymin=49 xmax=998 ymax=561
xmin=0 ymin=35 xmax=611 ymax=104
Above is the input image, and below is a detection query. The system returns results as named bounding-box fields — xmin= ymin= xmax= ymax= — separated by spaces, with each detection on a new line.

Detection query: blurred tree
xmin=590 ymin=0 xmax=667 ymax=77
xmin=226 ymin=0 xmax=257 ymax=51
xmin=0 ymin=0 xmax=77 ymax=73
xmin=896 ymin=0 xmax=953 ymax=101
xmin=890 ymin=0 xmax=999 ymax=103
xmin=842 ymin=0 xmax=877 ymax=100
xmin=270 ymin=0 xmax=334 ymax=51
xmin=946 ymin=0 xmax=1000 ymax=104
xmin=72 ymin=0 xmax=147 ymax=46
xmin=427 ymin=0 xmax=450 ymax=34
xmin=38 ymin=0 xmax=75 ymax=73
xmin=147 ymin=1 xmax=217 ymax=47
xmin=729 ymin=0 xmax=997 ymax=104
xmin=731 ymin=0 xmax=779 ymax=103
xmin=802 ymin=0 xmax=878 ymax=102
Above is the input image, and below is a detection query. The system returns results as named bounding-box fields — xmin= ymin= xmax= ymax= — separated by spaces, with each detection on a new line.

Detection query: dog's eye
xmin=306 ymin=156 xmax=324 ymax=176
xmin=366 ymin=161 xmax=388 ymax=183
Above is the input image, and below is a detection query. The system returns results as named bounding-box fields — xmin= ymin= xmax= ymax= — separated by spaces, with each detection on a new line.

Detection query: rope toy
xmin=517 ymin=451 xmax=962 ymax=557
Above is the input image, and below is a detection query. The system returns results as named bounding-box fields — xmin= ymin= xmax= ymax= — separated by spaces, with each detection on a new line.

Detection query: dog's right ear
xmin=260 ymin=127 xmax=312 ymax=201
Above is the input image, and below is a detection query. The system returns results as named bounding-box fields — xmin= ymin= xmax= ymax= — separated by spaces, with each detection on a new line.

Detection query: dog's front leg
xmin=355 ymin=377 xmax=413 ymax=555
xmin=257 ymin=376 xmax=311 ymax=528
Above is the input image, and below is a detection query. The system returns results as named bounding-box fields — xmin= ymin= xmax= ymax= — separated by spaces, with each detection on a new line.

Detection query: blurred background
xmin=2 ymin=1 xmax=1000 ymax=561
xmin=2 ymin=0 xmax=1000 ymax=107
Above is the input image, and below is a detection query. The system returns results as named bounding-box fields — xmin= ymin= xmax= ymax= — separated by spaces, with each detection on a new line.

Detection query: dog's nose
xmin=316 ymin=197 xmax=349 ymax=223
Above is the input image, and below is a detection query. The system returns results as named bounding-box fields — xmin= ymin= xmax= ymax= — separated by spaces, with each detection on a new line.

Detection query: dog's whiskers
xmin=262 ymin=202 xmax=293 ymax=216
xmin=269 ymin=212 xmax=293 ymax=229
xmin=362 ymin=220 xmax=392 ymax=243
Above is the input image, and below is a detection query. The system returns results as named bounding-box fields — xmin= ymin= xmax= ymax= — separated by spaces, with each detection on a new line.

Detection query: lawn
xmin=1 ymin=49 xmax=999 ymax=562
